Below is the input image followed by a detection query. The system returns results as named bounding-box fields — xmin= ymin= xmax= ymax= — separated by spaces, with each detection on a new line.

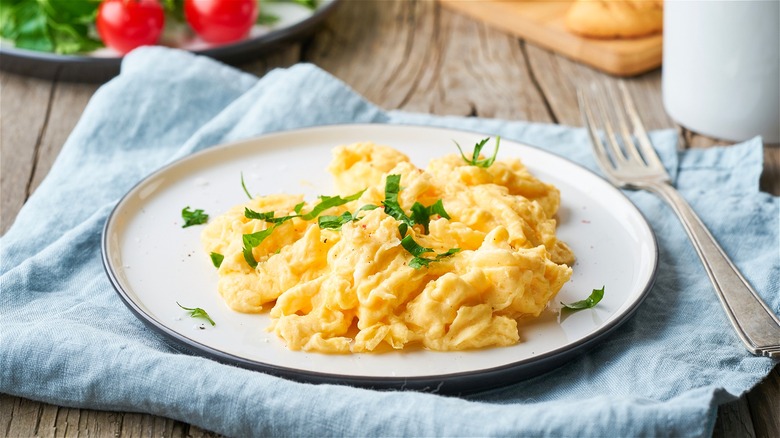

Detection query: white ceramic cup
xmin=662 ymin=0 xmax=780 ymax=143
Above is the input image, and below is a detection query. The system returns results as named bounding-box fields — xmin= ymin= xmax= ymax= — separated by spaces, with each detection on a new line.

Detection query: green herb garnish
xmin=301 ymin=190 xmax=365 ymax=220
xmin=318 ymin=211 xmax=355 ymax=230
xmin=410 ymin=199 xmax=451 ymax=234
xmin=181 ymin=206 xmax=209 ymax=228
xmin=177 ymin=302 xmax=216 ymax=326
xmin=0 ymin=0 xmax=317 ymax=56
xmin=455 ymin=136 xmax=501 ymax=168
xmin=240 ymin=172 xmax=253 ymax=199
xmin=400 ymin=235 xmax=461 ymax=269
xmin=561 ymin=286 xmax=605 ymax=311
xmin=242 ymin=227 xmax=276 ymax=268
xmin=256 ymin=12 xmax=280 ymax=25
xmin=244 ymin=208 xmax=275 ymax=221
xmin=0 ymin=0 xmax=103 ymax=55
xmin=209 ymin=252 xmax=224 ymax=268
xmin=317 ymin=204 xmax=379 ymax=230
xmin=291 ymin=0 xmax=318 ymax=8
xmin=383 ymin=175 xmax=450 ymax=235
xmin=382 ymin=174 xmax=414 ymax=227
xmin=245 ymin=190 xmax=366 ymax=224
xmin=241 ymin=190 xmax=366 ymax=267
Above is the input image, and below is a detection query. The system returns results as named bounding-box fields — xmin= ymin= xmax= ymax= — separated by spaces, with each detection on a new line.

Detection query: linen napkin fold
xmin=2 ymin=47 xmax=777 ymax=437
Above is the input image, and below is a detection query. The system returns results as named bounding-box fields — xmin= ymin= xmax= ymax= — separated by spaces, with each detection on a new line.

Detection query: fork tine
xmin=617 ymin=81 xmax=665 ymax=169
xmin=591 ymin=85 xmax=629 ymax=166
xmin=606 ymin=83 xmax=645 ymax=164
xmin=577 ymin=89 xmax=619 ymax=183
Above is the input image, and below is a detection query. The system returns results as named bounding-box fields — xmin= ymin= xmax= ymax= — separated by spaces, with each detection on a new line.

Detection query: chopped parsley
xmin=177 ymin=302 xmax=216 ymax=326
xmin=400 ymin=235 xmax=461 ymax=269
xmin=410 ymin=199 xmax=451 ymax=234
xmin=209 ymin=252 xmax=224 ymax=268
xmin=318 ymin=205 xmax=379 ymax=230
xmin=241 ymin=189 xmax=367 ymax=267
xmin=455 ymin=136 xmax=501 ymax=168
xmin=244 ymin=208 xmax=275 ymax=221
xmin=561 ymin=286 xmax=605 ymax=311
xmin=383 ymin=174 xmax=451 ymax=235
xmin=242 ymin=227 xmax=276 ymax=268
xmin=318 ymin=211 xmax=355 ymax=230
xmin=382 ymin=174 xmax=413 ymax=228
xmin=301 ymin=190 xmax=366 ymax=220
xmin=181 ymin=206 xmax=208 ymax=228
xmin=240 ymin=172 xmax=253 ymax=199
xmin=244 ymin=189 xmax=366 ymax=224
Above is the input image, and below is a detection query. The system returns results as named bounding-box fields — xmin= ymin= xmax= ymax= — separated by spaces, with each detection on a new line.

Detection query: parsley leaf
xmin=242 ymin=227 xmax=276 ymax=268
xmin=410 ymin=199 xmax=451 ymax=234
xmin=291 ymin=0 xmax=318 ymax=8
xmin=244 ymin=208 xmax=275 ymax=221
xmin=240 ymin=172 xmax=253 ymax=199
xmin=318 ymin=211 xmax=354 ymax=229
xmin=177 ymin=302 xmax=216 ymax=326
xmin=181 ymin=206 xmax=209 ymax=228
xmin=400 ymin=234 xmax=432 ymax=257
xmin=358 ymin=204 xmax=380 ymax=213
xmin=382 ymin=174 xmax=414 ymax=227
xmin=561 ymin=286 xmax=605 ymax=311
xmin=209 ymin=252 xmax=224 ymax=268
xmin=256 ymin=12 xmax=280 ymax=25
xmin=410 ymin=202 xmax=429 ymax=234
xmin=400 ymin=235 xmax=461 ymax=269
xmin=455 ymin=136 xmax=501 ymax=168
xmin=427 ymin=199 xmax=451 ymax=219
xmin=245 ymin=190 xmax=365 ymax=225
xmin=382 ymin=174 xmax=450 ymax=235
xmin=301 ymin=190 xmax=365 ymax=220
xmin=241 ymin=189 xmax=366 ymax=267
xmin=318 ymin=204 xmax=379 ymax=230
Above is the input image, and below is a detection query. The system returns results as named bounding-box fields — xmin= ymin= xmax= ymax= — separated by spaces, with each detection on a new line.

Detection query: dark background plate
xmin=0 ymin=0 xmax=340 ymax=83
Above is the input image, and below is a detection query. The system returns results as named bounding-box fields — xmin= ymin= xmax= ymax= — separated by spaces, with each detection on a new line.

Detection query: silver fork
xmin=578 ymin=82 xmax=780 ymax=358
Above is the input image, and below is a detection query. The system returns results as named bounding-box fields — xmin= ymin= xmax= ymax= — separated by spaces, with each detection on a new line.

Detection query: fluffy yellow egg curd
xmin=201 ymin=142 xmax=574 ymax=353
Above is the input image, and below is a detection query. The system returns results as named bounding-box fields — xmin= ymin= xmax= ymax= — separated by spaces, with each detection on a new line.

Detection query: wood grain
xmin=0 ymin=0 xmax=777 ymax=436
xmin=28 ymin=82 xmax=101 ymax=194
xmin=747 ymin=366 xmax=780 ymax=437
xmin=713 ymin=398 xmax=758 ymax=438
xmin=0 ymin=74 xmax=54 ymax=235
xmin=439 ymin=0 xmax=663 ymax=76
xmin=305 ymin=1 xmax=553 ymax=120
xmin=523 ymin=43 xmax=675 ymax=130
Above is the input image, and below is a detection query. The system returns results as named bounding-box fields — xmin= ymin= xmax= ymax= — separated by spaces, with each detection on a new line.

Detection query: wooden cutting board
xmin=439 ymin=0 xmax=662 ymax=77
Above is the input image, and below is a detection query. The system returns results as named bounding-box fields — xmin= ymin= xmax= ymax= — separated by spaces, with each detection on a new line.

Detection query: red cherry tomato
xmin=97 ymin=0 xmax=165 ymax=55
xmin=184 ymin=0 xmax=259 ymax=44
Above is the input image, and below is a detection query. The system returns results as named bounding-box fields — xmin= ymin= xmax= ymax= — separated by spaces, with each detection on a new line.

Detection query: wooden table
xmin=2 ymin=1 xmax=778 ymax=436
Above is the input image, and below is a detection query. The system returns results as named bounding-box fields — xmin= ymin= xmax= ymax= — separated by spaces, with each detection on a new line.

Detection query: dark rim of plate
xmin=100 ymin=123 xmax=659 ymax=395
xmin=0 ymin=0 xmax=342 ymax=82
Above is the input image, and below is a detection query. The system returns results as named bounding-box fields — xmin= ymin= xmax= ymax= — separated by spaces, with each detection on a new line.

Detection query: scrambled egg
xmin=202 ymin=142 xmax=574 ymax=353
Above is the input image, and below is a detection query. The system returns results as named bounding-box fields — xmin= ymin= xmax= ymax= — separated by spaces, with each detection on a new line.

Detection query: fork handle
xmin=646 ymin=182 xmax=780 ymax=357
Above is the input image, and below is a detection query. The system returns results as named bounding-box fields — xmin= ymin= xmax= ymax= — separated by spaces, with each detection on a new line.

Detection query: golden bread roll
xmin=565 ymin=0 xmax=663 ymax=39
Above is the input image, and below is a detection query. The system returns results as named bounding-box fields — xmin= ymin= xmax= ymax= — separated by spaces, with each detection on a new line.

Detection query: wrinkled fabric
xmin=2 ymin=47 xmax=777 ymax=437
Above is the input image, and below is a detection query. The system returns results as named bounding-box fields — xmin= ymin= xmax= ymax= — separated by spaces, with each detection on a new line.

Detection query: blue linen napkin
xmin=2 ymin=47 xmax=778 ymax=437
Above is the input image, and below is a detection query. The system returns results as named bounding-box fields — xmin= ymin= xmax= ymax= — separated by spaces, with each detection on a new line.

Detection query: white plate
xmin=102 ymin=124 xmax=657 ymax=393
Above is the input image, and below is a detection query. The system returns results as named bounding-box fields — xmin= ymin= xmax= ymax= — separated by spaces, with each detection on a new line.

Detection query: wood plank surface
xmin=439 ymin=0 xmax=663 ymax=76
xmin=0 ymin=74 xmax=54 ymax=235
xmin=1 ymin=1 xmax=777 ymax=437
